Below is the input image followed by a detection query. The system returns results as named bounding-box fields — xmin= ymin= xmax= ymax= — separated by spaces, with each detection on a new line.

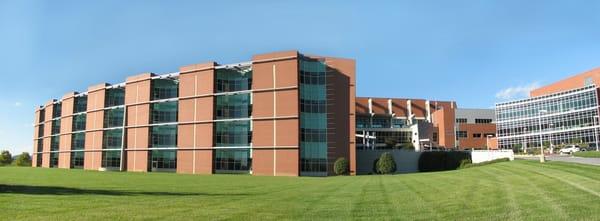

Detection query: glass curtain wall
xmin=213 ymin=66 xmax=253 ymax=174
xmin=299 ymin=58 xmax=328 ymax=176
xmin=70 ymin=132 xmax=85 ymax=168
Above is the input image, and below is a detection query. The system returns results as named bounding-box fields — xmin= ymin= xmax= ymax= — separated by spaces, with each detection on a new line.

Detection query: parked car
xmin=559 ymin=145 xmax=580 ymax=154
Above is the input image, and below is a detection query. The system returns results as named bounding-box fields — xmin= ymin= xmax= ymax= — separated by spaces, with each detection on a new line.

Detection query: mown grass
xmin=573 ymin=151 xmax=600 ymax=158
xmin=0 ymin=160 xmax=599 ymax=220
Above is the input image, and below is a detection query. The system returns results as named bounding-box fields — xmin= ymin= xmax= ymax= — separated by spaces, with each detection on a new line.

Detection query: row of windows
xmin=458 ymin=132 xmax=496 ymax=138
xmin=356 ymin=116 xmax=409 ymax=129
xmin=215 ymin=94 xmax=251 ymax=119
xmin=149 ymin=150 xmax=176 ymax=170
xmin=214 ymin=149 xmax=251 ymax=173
xmin=151 ymin=79 xmax=178 ymax=100
xmin=300 ymin=99 xmax=326 ymax=113
xmin=102 ymin=150 xmax=121 ymax=168
xmin=104 ymin=108 xmax=124 ymax=128
xmin=151 ymin=102 xmax=178 ymax=123
xmin=150 ymin=126 xmax=177 ymax=147
xmin=215 ymin=68 xmax=252 ymax=93
xmin=356 ymin=131 xmax=412 ymax=149
xmin=300 ymin=128 xmax=327 ymax=142
xmin=214 ymin=121 xmax=251 ymax=147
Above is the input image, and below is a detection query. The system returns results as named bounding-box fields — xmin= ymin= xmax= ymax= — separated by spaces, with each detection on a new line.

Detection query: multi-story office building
xmin=496 ymin=67 xmax=600 ymax=151
xmin=32 ymin=51 xmax=356 ymax=176
xmin=354 ymin=98 xmax=496 ymax=150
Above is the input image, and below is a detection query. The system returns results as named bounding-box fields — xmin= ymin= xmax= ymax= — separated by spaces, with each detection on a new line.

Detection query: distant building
xmin=496 ymin=68 xmax=600 ymax=151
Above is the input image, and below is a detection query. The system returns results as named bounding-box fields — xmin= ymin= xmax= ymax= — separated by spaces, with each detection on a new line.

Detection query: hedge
xmin=418 ymin=151 xmax=471 ymax=172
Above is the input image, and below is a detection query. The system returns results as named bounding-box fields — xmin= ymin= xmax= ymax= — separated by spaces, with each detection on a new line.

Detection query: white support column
xmin=425 ymin=100 xmax=431 ymax=123
xmin=407 ymin=100 xmax=413 ymax=125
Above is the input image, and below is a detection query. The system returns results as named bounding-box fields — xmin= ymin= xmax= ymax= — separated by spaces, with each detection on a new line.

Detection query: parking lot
xmin=516 ymin=154 xmax=600 ymax=166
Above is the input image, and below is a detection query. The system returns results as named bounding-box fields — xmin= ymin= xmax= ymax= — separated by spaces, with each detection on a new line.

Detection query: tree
xmin=14 ymin=152 xmax=31 ymax=167
xmin=333 ymin=157 xmax=349 ymax=175
xmin=384 ymin=137 xmax=398 ymax=149
xmin=376 ymin=152 xmax=396 ymax=174
xmin=0 ymin=150 xmax=12 ymax=166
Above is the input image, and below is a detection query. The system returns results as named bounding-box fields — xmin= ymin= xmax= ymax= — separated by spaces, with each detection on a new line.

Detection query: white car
xmin=560 ymin=145 xmax=580 ymax=154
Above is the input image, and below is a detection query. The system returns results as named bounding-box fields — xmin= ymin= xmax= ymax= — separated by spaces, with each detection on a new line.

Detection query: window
xmin=148 ymin=150 xmax=177 ymax=171
xmin=70 ymin=151 xmax=84 ymax=169
xmin=103 ymin=129 xmax=122 ymax=149
xmin=432 ymin=132 xmax=438 ymax=142
xmin=71 ymin=132 xmax=85 ymax=150
xmin=38 ymin=123 xmax=44 ymax=138
xmin=101 ymin=150 xmax=120 ymax=168
xmin=73 ymin=96 xmax=88 ymax=113
xmin=214 ymin=121 xmax=251 ymax=147
xmin=36 ymin=153 xmax=42 ymax=167
xmin=473 ymin=133 xmax=482 ymax=138
xmin=475 ymin=119 xmax=492 ymax=124
xmin=51 ymin=119 xmax=61 ymax=135
xmin=456 ymin=131 xmax=467 ymax=138
xmin=392 ymin=118 xmax=407 ymax=128
xmin=301 ymin=128 xmax=327 ymax=142
xmin=37 ymin=139 xmax=43 ymax=152
xmin=456 ymin=118 xmax=467 ymax=123
xmin=105 ymin=88 xmax=125 ymax=107
xmin=215 ymin=68 xmax=252 ymax=93
xmin=72 ymin=114 xmax=86 ymax=131
xmin=215 ymin=94 xmax=251 ymax=119
xmin=104 ymin=108 xmax=124 ymax=128
xmin=356 ymin=116 xmax=370 ymax=129
xmin=50 ymin=136 xmax=59 ymax=151
xmin=484 ymin=133 xmax=496 ymax=137
xmin=52 ymin=103 xmax=62 ymax=119
xmin=50 ymin=152 xmax=58 ymax=168
xmin=150 ymin=125 xmax=177 ymax=148
xmin=214 ymin=149 xmax=251 ymax=173
xmin=151 ymin=79 xmax=178 ymax=100
xmin=371 ymin=117 xmax=390 ymax=128
xmin=39 ymin=109 xmax=45 ymax=123
xmin=300 ymin=99 xmax=326 ymax=113
xmin=151 ymin=101 xmax=178 ymax=123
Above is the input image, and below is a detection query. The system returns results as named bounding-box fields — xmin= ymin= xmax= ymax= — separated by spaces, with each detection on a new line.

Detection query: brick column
xmin=84 ymin=83 xmax=107 ymax=170
xmin=125 ymin=73 xmax=152 ymax=172
xmin=58 ymin=92 xmax=75 ymax=169
xmin=251 ymin=51 xmax=300 ymax=176
xmin=177 ymin=62 xmax=215 ymax=174
xmin=42 ymin=100 xmax=54 ymax=168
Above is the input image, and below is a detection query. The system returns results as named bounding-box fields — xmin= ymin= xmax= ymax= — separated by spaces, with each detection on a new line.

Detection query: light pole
xmin=595 ymin=116 xmax=599 ymax=152
xmin=538 ymin=109 xmax=548 ymax=163
xmin=486 ymin=134 xmax=493 ymax=151
xmin=523 ymin=127 xmax=528 ymax=154
xmin=548 ymin=123 xmax=554 ymax=154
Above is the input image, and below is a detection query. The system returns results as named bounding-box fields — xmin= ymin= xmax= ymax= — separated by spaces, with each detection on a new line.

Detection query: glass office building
xmin=496 ymin=84 xmax=600 ymax=151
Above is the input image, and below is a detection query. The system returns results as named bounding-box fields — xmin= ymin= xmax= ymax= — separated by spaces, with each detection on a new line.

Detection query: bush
xmin=418 ymin=151 xmax=470 ymax=172
xmin=376 ymin=152 xmax=396 ymax=174
xmin=460 ymin=158 xmax=510 ymax=169
xmin=14 ymin=152 xmax=32 ymax=167
xmin=333 ymin=157 xmax=349 ymax=175
xmin=0 ymin=150 xmax=12 ymax=166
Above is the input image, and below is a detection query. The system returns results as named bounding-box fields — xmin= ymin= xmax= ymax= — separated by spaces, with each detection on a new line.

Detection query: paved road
xmin=516 ymin=154 xmax=600 ymax=166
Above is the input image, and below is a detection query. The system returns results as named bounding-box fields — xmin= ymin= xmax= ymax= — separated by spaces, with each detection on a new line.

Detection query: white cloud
xmin=14 ymin=102 xmax=22 ymax=107
xmin=496 ymin=82 xmax=541 ymax=100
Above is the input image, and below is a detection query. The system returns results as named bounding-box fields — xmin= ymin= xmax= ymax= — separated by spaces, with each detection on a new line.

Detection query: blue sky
xmin=2 ymin=0 xmax=600 ymax=154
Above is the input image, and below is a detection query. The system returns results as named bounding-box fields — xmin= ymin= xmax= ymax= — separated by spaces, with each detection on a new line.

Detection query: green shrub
xmin=459 ymin=159 xmax=472 ymax=169
xmin=333 ymin=157 xmax=349 ymax=175
xmin=14 ymin=152 xmax=32 ymax=167
xmin=0 ymin=150 xmax=12 ymax=166
xmin=376 ymin=152 xmax=396 ymax=174
xmin=418 ymin=151 xmax=470 ymax=172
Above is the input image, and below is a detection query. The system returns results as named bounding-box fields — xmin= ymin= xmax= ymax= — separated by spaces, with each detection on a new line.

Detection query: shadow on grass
xmin=0 ymin=184 xmax=251 ymax=196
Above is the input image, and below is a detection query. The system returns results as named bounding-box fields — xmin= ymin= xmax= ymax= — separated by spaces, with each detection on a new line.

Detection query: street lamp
xmin=538 ymin=109 xmax=548 ymax=163
xmin=486 ymin=134 xmax=493 ymax=151
xmin=548 ymin=123 xmax=554 ymax=154
xmin=595 ymin=116 xmax=599 ymax=152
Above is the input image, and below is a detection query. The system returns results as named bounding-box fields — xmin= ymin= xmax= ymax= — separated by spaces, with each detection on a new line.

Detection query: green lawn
xmin=1 ymin=160 xmax=599 ymax=220
xmin=573 ymin=151 xmax=600 ymax=158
